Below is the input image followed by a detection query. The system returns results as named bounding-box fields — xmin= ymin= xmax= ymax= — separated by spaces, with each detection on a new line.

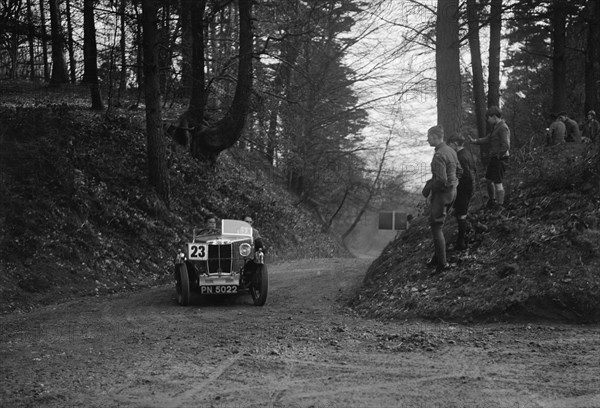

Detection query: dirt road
xmin=1 ymin=258 xmax=599 ymax=408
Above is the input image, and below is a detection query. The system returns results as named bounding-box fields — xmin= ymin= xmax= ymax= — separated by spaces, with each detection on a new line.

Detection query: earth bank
xmin=352 ymin=143 xmax=600 ymax=323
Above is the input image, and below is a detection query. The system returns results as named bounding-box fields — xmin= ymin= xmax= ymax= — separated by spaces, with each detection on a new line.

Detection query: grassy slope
xmin=0 ymin=96 xmax=346 ymax=313
xmin=352 ymin=143 xmax=600 ymax=323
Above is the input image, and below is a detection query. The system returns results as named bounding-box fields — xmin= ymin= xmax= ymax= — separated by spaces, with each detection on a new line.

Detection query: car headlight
xmin=239 ymin=243 xmax=252 ymax=257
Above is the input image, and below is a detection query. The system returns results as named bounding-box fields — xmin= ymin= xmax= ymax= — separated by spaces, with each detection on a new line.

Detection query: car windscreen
xmin=221 ymin=219 xmax=253 ymax=238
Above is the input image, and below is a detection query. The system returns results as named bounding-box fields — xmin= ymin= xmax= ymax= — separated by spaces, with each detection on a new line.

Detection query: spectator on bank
xmin=582 ymin=110 xmax=599 ymax=147
xmin=406 ymin=214 xmax=414 ymax=230
xmin=562 ymin=112 xmax=582 ymax=143
xmin=422 ymin=125 xmax=461 ymax=273
xmin=547 ymin=113 xmax=566 ymax=146
xmin=469 ymin=106 xmax=511 ymax=209
xmin=448 ymin=134 xmax=476 ymax=251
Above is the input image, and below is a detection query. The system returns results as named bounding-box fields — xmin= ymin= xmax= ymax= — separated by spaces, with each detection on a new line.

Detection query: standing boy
xmin=422 ymin=125 xmax=461 ymax=273
xmin=448 ymin=134 xmax=476 ymax=250
xmin=469 ymin=106 xmax=510 ymax=209
xmin=582 ymin=110 xmax=599 ymax=147
xmin=548 ymin=113 xmax=566 ymax=145
xmin=562 ymin=112 xmax=582 ymax=143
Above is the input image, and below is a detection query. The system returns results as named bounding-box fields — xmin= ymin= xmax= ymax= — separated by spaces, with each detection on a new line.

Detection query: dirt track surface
xmin=1 ymin=258 xmax=600 ymax=408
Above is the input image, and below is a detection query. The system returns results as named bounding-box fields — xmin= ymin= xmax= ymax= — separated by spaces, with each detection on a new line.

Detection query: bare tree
xmin=179 ymin=0 xmax=193 ymax=97
xmin=26 ymin=0 xmax=36 ymax=80
xmin=134 ymin=3 xmax=144 ymax=104
xmin=82 ymin=0 xmax=104 ymax=110
xmin=39 ymin=0 xmax=50 ymax=81
xmin=187 ymin=0 xmax=254 ymax=164
xmin=467 ymin=0 xmax=487 ymax=140
xmin=186 ymin=0 xmax=208 ymax=119
xmin=118 ymin=0 xmax=128 ymax=103
xmin=142 ymin=0 xmax=171 ymax=205
xmin=488 ymin=0 xmax=502 ymax=108
xmin=435 ymin=0 xmax=462 ymax=138
xmin=48 ymin=0 xmax=69 ymax=84
xmin=65 ymin=0 xmax=77 ymax=83
xmin=265 ymin=36 xmax=300 ymax=165
xmin=550 ymin=0 xmax=568 ymax=113
xmin=584 ymin=0 xmax=599 ymax=113
xmin=342 ymin=135 xmax=392 ymax=243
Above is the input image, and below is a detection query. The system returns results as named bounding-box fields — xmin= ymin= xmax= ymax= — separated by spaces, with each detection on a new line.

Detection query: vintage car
xmin=174 ymin=219 xmax=268 ymax=306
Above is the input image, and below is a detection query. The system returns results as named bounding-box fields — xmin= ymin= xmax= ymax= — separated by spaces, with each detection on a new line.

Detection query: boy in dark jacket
xmin=448 ymin=134 xmax=476 ymax=250
xmin=469 ymin=106 xmax=510 ymax=208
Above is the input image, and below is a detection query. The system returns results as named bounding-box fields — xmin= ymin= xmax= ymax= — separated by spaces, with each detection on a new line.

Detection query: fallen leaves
xmin=352 ymin=143 xmax=600 ymax=323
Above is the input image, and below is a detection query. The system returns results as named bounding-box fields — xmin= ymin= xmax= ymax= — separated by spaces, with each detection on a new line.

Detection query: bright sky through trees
xmin=347 ymin=0 xmax=505 ymax=191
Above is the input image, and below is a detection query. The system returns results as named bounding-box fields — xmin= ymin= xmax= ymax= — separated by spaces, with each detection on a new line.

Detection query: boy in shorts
xmin=448 ymin=134 xmax=476 ymax=250
xmin=469 ymin=106 xmax=510 ymax=208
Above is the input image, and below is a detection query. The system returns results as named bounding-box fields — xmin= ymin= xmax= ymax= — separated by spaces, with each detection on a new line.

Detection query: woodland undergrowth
xmin=0 ymin=94 xmax=345 ymax=313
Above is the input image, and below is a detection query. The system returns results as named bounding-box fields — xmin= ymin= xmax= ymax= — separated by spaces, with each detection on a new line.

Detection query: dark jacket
xmin=476 ymin=120 xmax=511 ymax=157
xmin=548 ymin=119 xmax=566 ymax=145
xmin=564 ymin=117 xmax=581 ymax=143
xmin=582 ymin=119 xmax=600 ymax=144
xmin=457 ymin=148 xmax=476 ymax=190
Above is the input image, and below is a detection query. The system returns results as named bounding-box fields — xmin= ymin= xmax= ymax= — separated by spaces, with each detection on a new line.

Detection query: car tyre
xmin=176 ymin=263 xmax=190 ymax=306
xmin=250 ymin=264 xmax=268 ymax=306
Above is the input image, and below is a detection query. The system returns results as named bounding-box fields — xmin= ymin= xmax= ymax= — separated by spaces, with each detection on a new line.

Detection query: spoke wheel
xmin=176 ymin=263 xmax=190 ymax=306
xmin=250 ymin=264 xmax=268 ymax=306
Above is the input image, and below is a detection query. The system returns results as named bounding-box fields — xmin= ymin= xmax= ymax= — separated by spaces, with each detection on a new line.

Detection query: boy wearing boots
xmin=448 ymin=134 xmax=476 ymax=250
xmin=469 ymin=106 xmax=511 ymax=209
xmin=422 ymin=125 xmax=462 ymax=273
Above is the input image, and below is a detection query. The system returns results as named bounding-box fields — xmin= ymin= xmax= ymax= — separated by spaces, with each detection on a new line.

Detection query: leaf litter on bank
xmin=0 ymin=96 xmax=347 ymax=314
xmin=352 ymin=142 xmax=600 ymax=323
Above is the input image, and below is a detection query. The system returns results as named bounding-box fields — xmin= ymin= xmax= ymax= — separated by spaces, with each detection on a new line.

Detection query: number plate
xmin=188 ymin=243 xmax=208 ymax=260
xmin=200 ymin=285 xmax=238 ymax=295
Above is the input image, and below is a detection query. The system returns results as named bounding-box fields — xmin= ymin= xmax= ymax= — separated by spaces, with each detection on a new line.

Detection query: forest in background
xmin=1 ymin=1 xmax=600 ymax=319
xmin=1 ymin=0 xmax=599 ymax=224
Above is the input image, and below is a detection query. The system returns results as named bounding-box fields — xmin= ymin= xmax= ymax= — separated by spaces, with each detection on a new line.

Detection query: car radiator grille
xmin=207 ymin=244 xmax=233 ymax=274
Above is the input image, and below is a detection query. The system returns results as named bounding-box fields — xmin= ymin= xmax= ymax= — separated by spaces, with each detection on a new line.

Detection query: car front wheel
xmin=176 ymin=263 xmax=190 ymax=306
xmin=250 ymin=264 xmax=268 ymax=306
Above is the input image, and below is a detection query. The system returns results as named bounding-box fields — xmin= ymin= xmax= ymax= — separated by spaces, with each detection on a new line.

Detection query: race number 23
xmin=188 ymin=243 xmax=208 ymax=260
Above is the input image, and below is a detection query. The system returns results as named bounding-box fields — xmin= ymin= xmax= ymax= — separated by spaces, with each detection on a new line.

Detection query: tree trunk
xmin=266 ymin=36 xmax=300 ymax=166
xmin=342 ymin=137 xmax=391 ymax=242
xmin=180 ymin=0 xmax=193 ymax=97
xmin=83 ymin=0 xmax=104 ymax=110
xmin=190 ymin=0 xmax=254 ymax=163
xmin=27 ymin=0 xmax=36 ymax=80
xmin=48 ymin=0 xmax=69 ymax=85
xmin=551 ymin=0 xmax=568 ymax=114
xmin=435 ymin=0 xmax=462 ymax=139
xmin=266 ymin=110 xmax=278 ymax=166
xmin=39 ymin=0 xmax=50 ymax=81
xmin=65 ymin=0 xmax=77 ymax=83
xmin=135 ymin=4 xmax=144 ymax=97
xmin=488 ymin=0 xmax=502 ymax=108
xmin=324 ymin=185 xmax=351 ymax=233
xmin=158 ymin=4 xmax=170 ymax=96
xmin=118 ymin=0 xmax=128 ymax=103
xmin=188 ymin=0 xmax=208 ymax=118
xmin=584 ymin=0 xmax=599 ymax=114
xmin=467 ymin=0 xmax=487 ymax=140
xmin=9 ymin=15 xmax=19 ymax=79
xmin=142 ymin=0 xmax=171 ymax=206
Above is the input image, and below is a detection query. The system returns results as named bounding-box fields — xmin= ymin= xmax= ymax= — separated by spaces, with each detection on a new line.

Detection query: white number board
xmin=188 ymin=243 xmax=208 ymax=260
